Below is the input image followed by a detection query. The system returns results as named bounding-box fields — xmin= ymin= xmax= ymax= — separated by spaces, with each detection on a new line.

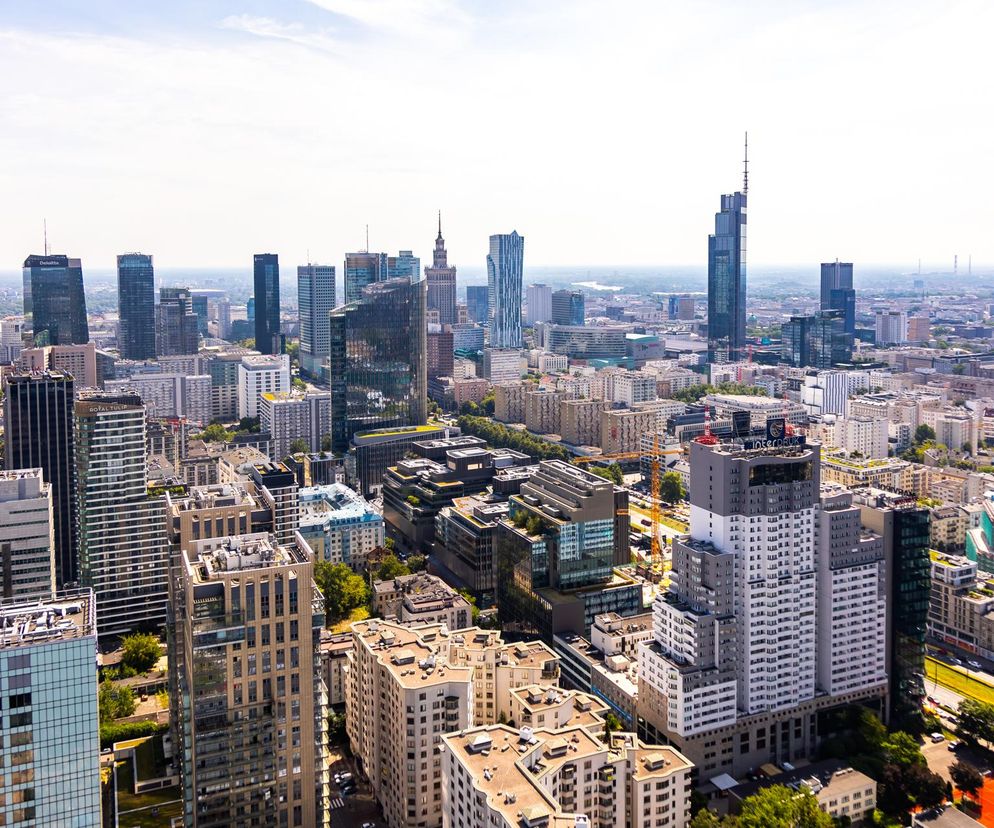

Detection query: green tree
xmin=237 ymin=416 xmax=261 ymax=433
xmin=314 ymin=560 xmax=369 ymax=621
xmin=736 ymin=784 xmax=833 ymax=828
xmin=328 ymin=710 xmax=347 ymax=745
xmin=881 ymin=731 xmax=925 ymax=767
xmin=602 ymin=712 xmax=623 ymax=735
xmin=915 ymin=424 xmax=936 ymax=443
xmin=374 ymin=554 xmax=411 ymax=582
xmin=906 ymin=764 xmax=947 ymax=809
xmin=121 ymin=632 xmax=162 ymax=674
xmin=407 ymin=554 xmax=427 ymax=572
xmin=951 ymin=760 xmax=984 ymax=798
xmin=288 ymin=437 xmax=309 ymax=455
xmin=200 ymin=422 xmax=234 ymax=443
xmin=590 ymin=463 xmax=624 ymax=486
xmin=98 ymin=680 xmax=136 ymax=723
xmin=292 ymin=377 xmax=307 ymax=391
xmin=660 ymin=470 xmax=686 ymax=503
xmin=321 ymin=433 xmax=333 ymax=452
xmin=958 ymin=699 xmax=994 ymax=746
xmin=689 ymin=809 xmax=722 ymax=828
xmin=457 ymin=588 xmax=481 ymax=624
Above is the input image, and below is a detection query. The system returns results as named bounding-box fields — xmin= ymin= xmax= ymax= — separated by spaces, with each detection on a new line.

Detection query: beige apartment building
xmin=928 ymin=551 xmax=994 ymax=658
xmin=525 ymin=389 xmax=563 ymax=435
xmin=169 ymin=532 xmax=328 ymax=828
xmin=345 ymin=619 xmax=560 ymax=828
xmin=601 ymin=408 xmax=657 ymax=453
xmin=560 ymin=398 xmax=611 ymax=447
xmin=441 ymin=724 xmax=693 ymax=828
xmin=494 ymin=381 xmax=527 ymax=423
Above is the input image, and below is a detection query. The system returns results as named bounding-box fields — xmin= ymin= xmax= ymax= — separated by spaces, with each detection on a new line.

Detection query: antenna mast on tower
xmin=43 ymin=219 xmax=49 ymax=256
xmin=743 ymin=132 xmax=749 ymax=195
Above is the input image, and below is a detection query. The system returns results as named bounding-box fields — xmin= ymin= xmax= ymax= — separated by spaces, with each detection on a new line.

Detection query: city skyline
xmin=1 ymin=3 xmax=992 ymax=269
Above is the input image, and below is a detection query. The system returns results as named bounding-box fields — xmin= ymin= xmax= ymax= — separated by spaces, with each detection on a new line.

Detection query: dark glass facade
xmin=487 ymin=232 xmax=524 ymax=349
xmin=466 ymin=285 xmax=489 ymax=323
xmin=3 ymin=371 xmax=78 ymax=588
xmin=328 ymin=278 xmax=427 ymax=453
xmin=551 ymin=290 xmax=584 ymax=326
xmin=117 ymin=253 xmax=156 ymax=360
xmin=23 ymin=254 xmax=89 ymax=346
xmin=156 ymin=287 xmax=200 ymax=356
xmin=344 ymin=252 xmax=386 ymax=305
xmin=253 ymin=253 xmax=281 ymax=354
xmin=820 ymin=261 xmax=855 ymax=335
xmin=890 ymin=506 xmax=930 ymax=729
xmin=707 ymin=192 xmax=747 ymax=361
xmin=782 ymin=310 xmax=852 ymax=368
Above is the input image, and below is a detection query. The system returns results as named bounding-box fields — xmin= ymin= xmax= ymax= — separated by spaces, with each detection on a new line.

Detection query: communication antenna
xmin=44 ymin=219 xmax=49 ymax=256
xmin=743 ymin=131 xmax=749 ymax=195
xmin=365 ymin=224 xmax=369 ymax=253
xmin=954 ymin=254 xmax=958 ymax=276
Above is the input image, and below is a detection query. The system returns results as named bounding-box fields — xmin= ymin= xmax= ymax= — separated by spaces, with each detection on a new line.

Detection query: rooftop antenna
xmin=954 ymin=254 xmax=958 ymax=276
xmin=43 ymin=218 xmax=49 ymax=256
xmin=365 ymin=224 xmax=369 ymax=253
xmin=742 ymin=131 xmax=749 ymax=195
xmin=438 ymin=209 xmax=442 ymax=238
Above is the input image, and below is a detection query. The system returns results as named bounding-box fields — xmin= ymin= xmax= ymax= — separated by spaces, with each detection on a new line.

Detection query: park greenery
xmin=689 ymin=785 xmax=833 ymax=828
xmin=314 ymin=560 xmax=369 ymax=623
xmin=457 ymin=415 xmax=572 ymax=462
xmin=660 ymin=470 xmax=686 ymax=502
xmin=459 ymin=392 xmax=495 ymax=417
xmin=671 ymin=381 xmax=769 ymax=404
xmin=121 ymin=632 xmax=162 ymax=674
xmin=99 ymin=679 xmax=136 ymax=722
xmin=589 ymin=463 xmax=624 ymax=485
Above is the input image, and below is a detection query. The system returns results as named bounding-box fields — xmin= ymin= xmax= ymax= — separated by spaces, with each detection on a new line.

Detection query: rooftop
xmin=187 ymin=533 xmax=308 ymax=582
xmin=0 ymin=591 xmax=96 ymax=649
xmin=300 ymin=483 xmax=379 ymax=523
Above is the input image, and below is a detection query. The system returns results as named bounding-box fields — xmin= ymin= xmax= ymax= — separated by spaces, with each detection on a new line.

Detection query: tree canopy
xmin=373 ymin=554 xmax=411 ymax=582
xmin=98 ymin=679 xmax=136 ymax=723
xmin=457 ymin=415 xmax=572 ymax=462
xmin=660 ymin=470 xmax=686 ymax=502
xmin=314 ymin=560 xmax=369 ymax=622
xmin=736 ymin=785 xmax=833 ymax=828
xmin=589 ymin=463 xmax=624 ymax=486
xmin=121 ymin=632 xmax=161 ymax=674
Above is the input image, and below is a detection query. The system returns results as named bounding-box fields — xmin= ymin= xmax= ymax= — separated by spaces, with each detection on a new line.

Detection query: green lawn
xmin=926 ymin=656 xmax=994 ymax=705
xmin=116 ymin=758 xmax=182 ymax=828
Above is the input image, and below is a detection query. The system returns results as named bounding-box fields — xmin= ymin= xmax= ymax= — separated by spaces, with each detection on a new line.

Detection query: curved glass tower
xmin=487 ymin=231 xmax=524 ymax=349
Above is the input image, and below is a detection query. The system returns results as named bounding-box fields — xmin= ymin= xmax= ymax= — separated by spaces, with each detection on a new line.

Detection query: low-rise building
xmin=299 ymin=483 xmax=384 ymax=569
xmin=928 ymin=551 xmax=994 ymax=657
xmin=372 ymin=572 xmax=473 ymax=629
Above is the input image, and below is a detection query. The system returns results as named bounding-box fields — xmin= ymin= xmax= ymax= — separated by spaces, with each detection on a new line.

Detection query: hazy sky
xmin=2 ymin=0 xmax=992 ymax=271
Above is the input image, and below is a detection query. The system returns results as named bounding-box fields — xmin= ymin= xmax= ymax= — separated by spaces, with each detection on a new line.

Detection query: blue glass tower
xmin=253 ymin=253 xmax=281 ymax=354
xmin=821 ymin=260 xmax=856 ymax=336
xmin=707 ymin=138 xmax=748 ymax=362
xmin=487 ymin=231 xmax=524 ymax=349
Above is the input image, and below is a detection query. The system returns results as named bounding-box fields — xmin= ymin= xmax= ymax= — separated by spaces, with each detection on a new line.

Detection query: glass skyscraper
xmin=328 ymin=277 xmax=427 ymax=453
xmin=466 ymin=285 xmax=489 ymax=323
xmin=4 ymin=370 xmax=78 ymax=589
xmin=821 ymin=260 xmax=856 ymax=335
xmin=298 ymin=264 xmax=336 ymax=382
xmin=487 ymin=231 xmax=524 ymax=349
xmin=22 ymin=254 xmax=89 ymax=346
xmin=707 ymin=189 xmax=747 ymax=362
xmin=551 ymin=289 xmax=584 ymax=326
xmin=156 ymin=287 xmax=200 ymax=356
xmin=117 ymin=252 xmax=156 ymax=360
xmin=253 ymin=253 xmax=281 ymax=354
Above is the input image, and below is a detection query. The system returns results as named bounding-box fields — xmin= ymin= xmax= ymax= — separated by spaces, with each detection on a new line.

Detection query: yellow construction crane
xmin=650 ymin=433 xmax=662 ymax=572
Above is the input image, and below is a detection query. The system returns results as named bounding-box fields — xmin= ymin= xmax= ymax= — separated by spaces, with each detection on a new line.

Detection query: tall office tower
xmin=190 ymin=293 xmax=209 ymax=336
xmin=466 ymin=285 xmax=489 ymax=324
xmin=75 ymin=392 xmax=170 ymax=638
xmin=328 ymin=277 xmax=426 ymax=453
xmin=854 ymin=489 xmax=931 ymax=729
xmin=344 ymin=251 xmax=386 ymax=304
xmin=820 ymin=259 xmax=856 ymax=335
xmin=808 ymin=309 xmax=853 ymax=368
xmin=781 ymin=315 xmax=812 ymax=367
xmin=388 ymin=250 xmax=421 ymax=280
xmin=707 ymin=143 xmax=748 ymax=362
xmin=117 ymin=252 xmax=156 ymax=360
xmin=22 ymin=254 xmax=89 ymax=346
xmin=496 ymin=460 xmax=640 ymax=639
xmin=637 ymin=435 xmax=888 ymax=777
xmin=247 ymin=296 xmax=256 ymax=321
xmin=156 ymin=287 xmax=200 ymax=356
xmin=425 ymin=215 xmax=457 ymax=324
xmin=4 ymin=371 xmax=78 ymax=588
xmin=169 ymin=533 xmax=327 ymax=828
xmin=875 ymin=311 xmax=907 ymax=345
xmin=486 ymin=231 xmax=524 ymax=349
xmin=253 ymin=253 xmax=282 ymax=355
xmin=0 ymin=468 xmax=56 ymax=600
xmin=551 ymin=289 xmax=585 ymax=326
xmin=217 ymin=297 xmax=232 ymax=339
xmin=525 ymin=283 xmax=552 ymax=324
xmin=0 ymin=591 xmax=102 ymax=825
xmin=297 ymin=263 xmax=336 ymax=381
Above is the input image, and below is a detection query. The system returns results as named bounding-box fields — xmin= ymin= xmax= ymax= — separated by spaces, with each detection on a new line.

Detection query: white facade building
xmin=259 ymin=390 xmax=332 ymax=460
xmin=525 ymin=283 xmax=552 ymax=325
xmin=298 ymin=483 xmax=384 ymax=569
xmin=0 ymin=468 xmax=55 ymax=600
xmin=875 ymin=311 xmax=908 ymax=345
xmin=483 ymin=348 xmax=523 ymax=384
xmin=237 ymin=353 xmax=291 ymax=419
xmin=611 ymin=371 xmax=658 ymax=407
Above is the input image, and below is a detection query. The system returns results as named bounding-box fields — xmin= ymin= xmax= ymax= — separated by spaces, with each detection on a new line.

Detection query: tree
xmin=736 ymin=784 xmax=833 ymax=828
xmin=237 ymin=416 xmax=261 ymax=433
xmin=962 ymin=442 xmax=973 ymax=455
xmin=121 ymin=632 xmax=161 ymax=674
xmin=951 ymin=760 xmax=984 ymax=798
xmin=289 ymin=438 xmax=309 ymax=455
xmin=958 ymin=699 xmax=994 ymax=746
xmin=458 ymin=588 xmax=480 ymax=624
xmin=374 ymin=554 xmax=410 ymax=582
xmin=915 ymin=424 xmax=936 ymax=444
xmin=660 ymin=471 xmax=686 ymax=503
xmin=314 ymin=560 xmax=369 ymax=621
xmin=590 ymin=463 xmax=623 ymax=486
xmin=407 ymin=554 xmax=427 ymax=572
xmin=602 ymin=712 xmax=623 ymax=735
xmin=200 ymin=422 xmax=234 ymax=443
xmin=906 ymin=764 xmax=947 ymax=809
xmin=689 ymin=810 xmax=722 ymax=828
xmin=321 ymin=433 xmax=333 ymax=452
xmin=292 ymin=377 xmax=307 ymax=391
xmin=98 ymin=679 xmax=136 ymax=723
xmin=881 ymin=731 xmax=925 ymax=767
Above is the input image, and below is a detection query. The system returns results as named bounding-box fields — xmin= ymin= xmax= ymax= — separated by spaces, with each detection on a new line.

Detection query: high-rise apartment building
xmin=706 ymin=162 xmax=747 ymax=362
xmin=875 ymin=311 xmax=908 ymax=345
xmin=259 ymin=389 xmax=332 ymax=461
xmin=820 ymin=260 xmax=856 ymax=336
xmin=297 ymin=263 xmax=335 ymax=382
xmin=3 ymin=370 xmax=78 ymax=588
xmin=466 ymin=285 xmax=489 ymax=324
xmin=551 ymin=289 xmax=584 ymax=326
xmin=237 ymin=353 xmax=291 ymax=419
xmin=487 ymin=232 xmax=524 ymax=349
xmin=345 ymin=618 xmax=559 ymax=828
xmin=253 ymin=253 xmax=282 ymax=355
xmin=23 ymin=254 xmax=89 ymax=346
xmin=668 ymin=294 xmax=695 ymax=321
xmin=0 ymin=316 xmax=24 ymax=363
xmin=156 ymin=287 xmax=200 ymax=356
xmin=0 ymin=468 xmax=55 ymax=601
xmin=425 ymin=216 xmax=457 ymax=324
xmin=75 ymin=393 xmax=170 ymax=637
xmin=526 ymin=283 xmax=552 ymax=325
xmin=169 ymin=533 xmax=328 ymax=828
xmin=328 ymin=278 xmax=426 ymax=453
xmin=0 ymin=591 xmax=102 ymax=826
xmin=117 ymin=252 xmax=156 ymax=360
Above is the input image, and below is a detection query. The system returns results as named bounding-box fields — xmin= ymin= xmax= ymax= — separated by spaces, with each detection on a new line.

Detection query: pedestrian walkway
xmin=329 ymin=797 xmax=344 ymax=810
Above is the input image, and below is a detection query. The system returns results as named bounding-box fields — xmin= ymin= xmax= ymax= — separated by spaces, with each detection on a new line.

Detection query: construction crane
xmin=650 ymin=433 xmax=662 ymax=571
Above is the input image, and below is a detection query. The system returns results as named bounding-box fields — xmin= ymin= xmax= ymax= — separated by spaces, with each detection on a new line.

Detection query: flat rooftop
xmin=0 ymin=591 xmax=96 ymax=649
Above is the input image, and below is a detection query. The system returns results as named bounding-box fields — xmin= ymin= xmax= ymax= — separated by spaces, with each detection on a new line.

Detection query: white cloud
xmin=219 ymin=14 xmax=342 ymax=52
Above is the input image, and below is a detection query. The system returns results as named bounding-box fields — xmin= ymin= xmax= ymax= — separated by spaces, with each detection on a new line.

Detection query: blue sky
xmin=1 ymin=1 xmax=992 ymax=271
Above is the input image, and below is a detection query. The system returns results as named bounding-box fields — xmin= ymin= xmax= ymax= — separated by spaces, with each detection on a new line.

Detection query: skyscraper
xmin=551 ymin=289 xmax=584 ymax=326
xmin=23 ymin=254 xmax=89 ymax=346
xmin=253 ymin=252 xmax=282 ymax=355
xmin=117 ymin=252 xmax=156 ymax=360
xmin=706 ymin=140 xmax=748 ymax=362
xmin=344 ymin=251 xmax=387 ymax=304
xmin=820 ymin=260 xmax=855 ymax=335
xmin=156 ymin=287 xmax=200 ymax=356
xmin=487 ymin=231 xmax=524 ymax=349
xmin=297 ymin=263 xmax=336 ymax=381
xmin=328 ymin=278 xmax=426 ymax=452
xmin=425 ymin=214 xmax=457 ymax=324
xmin=75 ymin=392 xmax=170 ymax=638
xmin=4 ymin=370 xmax=78 ymax=588
xmin=466 ymin=285 xmax=489 ymax=323
xmin=0 ymin=467 xmax=56 ymax=601
xmin=388 ymin=250 xmax=421 ymax=281
xmin=525 ymin=283 xmax=552 ymax=325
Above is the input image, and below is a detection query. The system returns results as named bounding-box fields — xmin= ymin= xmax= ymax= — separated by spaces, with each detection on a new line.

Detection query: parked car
xmin=968 ymin=660 xmax=983 ymax=669
xmin=950 ymin=657 xmax=963 ymax=666
xmin=931 ymin=732 xmax=946 ymax=743
xmin=948 ymin=741 xmax=960 ymax=751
